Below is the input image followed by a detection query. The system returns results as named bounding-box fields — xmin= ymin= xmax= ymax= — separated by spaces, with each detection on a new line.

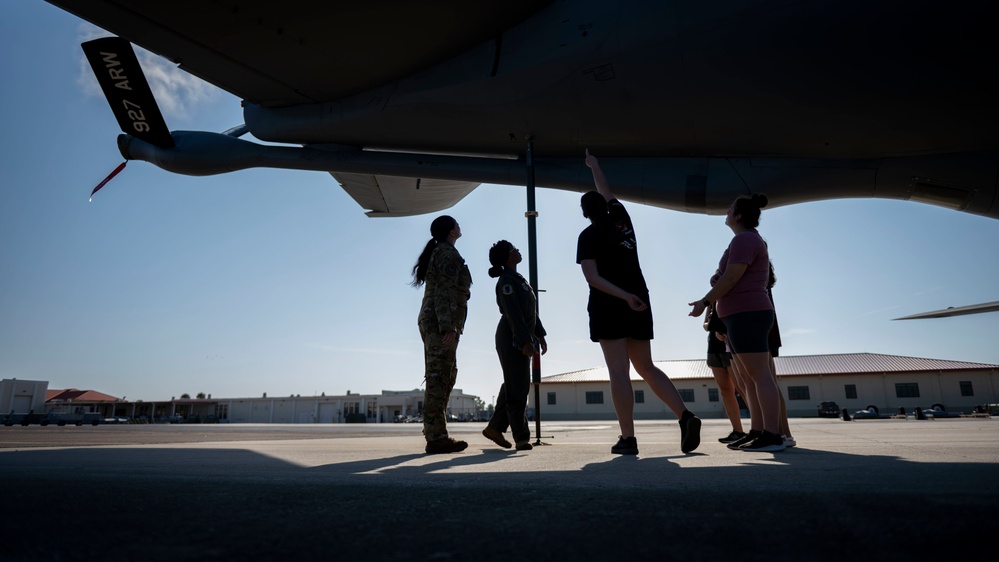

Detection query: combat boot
xmin=425 ymin=437 xmax=468 ymax=454
xmin=482 ymin=427 xmax=512 ymax=449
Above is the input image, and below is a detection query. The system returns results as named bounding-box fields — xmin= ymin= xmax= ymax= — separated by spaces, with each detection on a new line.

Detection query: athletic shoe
xmin=482 ymin=427 xmax=512 ymax=449
xmin=719 ymin=431 xmax=747 ymax=444
xmin=611 ymin=435 xmax=639 ymax=455
xmin=515 ymin=441 xmax=533 ymax=451
xmin=741 ymin=430 xmax=787 ymax=452
xmin=425 ymin=437 xmax=468 ymax=454
xmin=727 ymin=429 xmax=761 ymax=450
xmin=782 ymin=435 xmax=797 ymax=448
xmin=680 ymin=413 xmax=702 ymax=453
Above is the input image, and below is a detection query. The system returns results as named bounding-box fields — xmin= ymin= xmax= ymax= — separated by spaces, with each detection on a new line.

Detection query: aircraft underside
xmin=56 ymin=0 xmax=999 ymax=218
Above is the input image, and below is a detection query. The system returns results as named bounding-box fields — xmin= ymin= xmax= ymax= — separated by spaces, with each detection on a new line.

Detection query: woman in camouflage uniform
xmin=411 ymin=215 xmax=472 ymax=454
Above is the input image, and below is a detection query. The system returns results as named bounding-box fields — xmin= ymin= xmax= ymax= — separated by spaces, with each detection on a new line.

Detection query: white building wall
xmin=271 ymin=399 xmax=296 ymax=423
xmin=532 ymin=369 xmax=999 ymax=421
xmin=1 ymin=379 xmax=49 ymax=414
xmin=213 ymin=389 xmax=480 ymax=424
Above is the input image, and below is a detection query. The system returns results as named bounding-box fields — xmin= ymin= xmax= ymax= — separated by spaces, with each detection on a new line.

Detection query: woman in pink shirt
xmin=689 ymin=194 xmax=785 ymax=452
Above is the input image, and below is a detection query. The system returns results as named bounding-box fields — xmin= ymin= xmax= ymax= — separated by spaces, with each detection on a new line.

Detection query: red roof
xmin=46 ymin=388 xmax=121 ymax=403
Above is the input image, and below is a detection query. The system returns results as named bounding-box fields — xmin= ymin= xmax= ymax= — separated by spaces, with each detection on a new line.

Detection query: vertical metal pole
xmin=525 ymin=138 xmax=544 ymax=444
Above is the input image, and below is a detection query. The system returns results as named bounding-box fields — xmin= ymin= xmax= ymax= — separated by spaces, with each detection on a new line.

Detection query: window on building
xmin=845 ymin=384 xmax=857 ymax=399
xmin=895 ymin=383 xmax=920 ymax=398
xmin=678 ymin=389 xmax=695 ymax=402
xmin=960 ymin=381 xmax=974 ymax=397
xmin=635 ymin=390 xmax=645 ymax=404
xmin=585 ymin=391 xmax=604 ymax=405
xmin=788 ymin=386 xmax=810 ymax=400
xmin=708 ymin=388 xmax=719 ymax=402
xmin=547 ymin=392 xmax=557 ymax=405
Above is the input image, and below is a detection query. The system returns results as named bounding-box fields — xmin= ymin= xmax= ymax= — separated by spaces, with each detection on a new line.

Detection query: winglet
xmin=82 ymin=37 xmax=174 ymax=149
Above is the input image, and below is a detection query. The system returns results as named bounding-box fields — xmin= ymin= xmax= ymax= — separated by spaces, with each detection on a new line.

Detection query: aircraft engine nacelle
xmin=118 ymin=131 xmax=276 ymax=176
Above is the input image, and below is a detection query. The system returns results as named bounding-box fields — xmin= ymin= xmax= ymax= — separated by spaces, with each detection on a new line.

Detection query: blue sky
xmin=2 ymin=3 xmax=998 ymax=405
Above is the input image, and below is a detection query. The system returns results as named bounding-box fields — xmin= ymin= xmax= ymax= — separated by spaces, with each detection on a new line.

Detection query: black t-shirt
xmin=575 ymin=199 xmax=648 ymax=298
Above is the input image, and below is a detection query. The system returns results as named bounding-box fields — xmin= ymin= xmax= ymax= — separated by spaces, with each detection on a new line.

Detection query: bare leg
xmin=732 ymin=351 xmax=781 ymax=434
xmin=627 ymin=339 xmax=688 ymax=417
xmin=771 ymin=355 xmax=792 ymax=437
xmin=731 ymin=359 xmax=762 ymax=432
xmin=599 ymin=338 xmax=635 ymax=437
xmin=710 ymin=365 xmax=744 ymax=433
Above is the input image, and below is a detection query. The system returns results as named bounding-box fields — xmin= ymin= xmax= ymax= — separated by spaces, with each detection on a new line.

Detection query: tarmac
xmin=1 ymin=417 xmax=996 ymax=561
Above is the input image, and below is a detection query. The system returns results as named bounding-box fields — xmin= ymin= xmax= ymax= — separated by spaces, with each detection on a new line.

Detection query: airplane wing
xmin=331 ymin=173 xmax=478 ymax=218
xmin=893 ymin=301 xmax=999 ymax=320
xmin=46 ymin=0 xmax=549 ymax=107
xmin=49 ymin=0 xmax=999 ymax=221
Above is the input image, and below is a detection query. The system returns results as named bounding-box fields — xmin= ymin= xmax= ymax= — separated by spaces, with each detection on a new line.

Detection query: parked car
xmin=851 ymin=404 xmax=891 ymax=419
xmin=817 ymin=401 xmax=840 ymax=418
xmin=923 ymin=404 xmax=961 ymax=418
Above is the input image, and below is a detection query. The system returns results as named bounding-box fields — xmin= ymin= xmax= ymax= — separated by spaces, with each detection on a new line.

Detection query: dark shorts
xmin=721 ymin=309 xmax=775 ymax=354
xmin=707 ymin=351 xmax=732 ymax=368
xmin=588 ymin=293 xmax=654 ymax=342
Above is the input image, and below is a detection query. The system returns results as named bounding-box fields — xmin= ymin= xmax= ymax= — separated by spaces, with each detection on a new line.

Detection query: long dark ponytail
xmin=411 ymin=215 xmax=457 ymax=287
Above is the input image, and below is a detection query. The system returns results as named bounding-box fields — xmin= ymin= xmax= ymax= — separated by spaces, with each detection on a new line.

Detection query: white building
xmin=0 ymin=378 xmax=48 ymax=415
xmin=219 ymin=388 xmax=480 ymax=424
xmin=10 ymin=352 xmax=996 ymax=424
xmin=529 ymin=353 xmax=999 ymax=420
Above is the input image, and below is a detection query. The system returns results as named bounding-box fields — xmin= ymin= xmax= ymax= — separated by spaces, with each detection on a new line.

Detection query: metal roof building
xmin=531 ymin=353 xmax=999 ymax=420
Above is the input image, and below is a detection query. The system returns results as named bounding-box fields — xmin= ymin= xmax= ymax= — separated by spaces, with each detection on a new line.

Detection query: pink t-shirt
xmin=714 ymin=230 xmax=773 ymax=317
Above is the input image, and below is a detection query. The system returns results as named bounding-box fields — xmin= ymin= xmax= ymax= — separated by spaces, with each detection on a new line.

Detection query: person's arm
xmin=581 ymin=259 xmax=647 ymax=311
xmin=688 ymin=262 xmax=748 ymax=317
xmin=535 ymin=316 xmax=548 ymax=355
xmin=585 ymin=149 xmax=614 ymax=202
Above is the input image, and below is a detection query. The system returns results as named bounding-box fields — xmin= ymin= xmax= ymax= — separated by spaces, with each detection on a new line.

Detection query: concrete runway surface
xmin=1 ymin=418 xmax=996 ymax=561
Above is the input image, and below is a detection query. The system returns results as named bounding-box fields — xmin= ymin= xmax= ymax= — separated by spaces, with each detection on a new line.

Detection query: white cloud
xmin=75 ymin=23 xmax=219 ymax=123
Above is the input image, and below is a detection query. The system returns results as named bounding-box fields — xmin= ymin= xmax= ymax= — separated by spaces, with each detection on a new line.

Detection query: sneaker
xmin=515 ymin=441 xmax=533 ymax=451
xmin=425 ymin=437 xmax=468 ymax=454
xmin=611 ymin=435 xmax=639 ymax=455
xmin=782 ymin=435 xmax=797 ymax=448
xmin=719 ymin=431 xmax=747 ymax=444
xmin=727 ymin=429 xmax=761 ymax=450
xmin=482 ymin=427 xmax=512 ymax=449
xmin=680 ymin=412 xmax=701 ymax=453
xmin=741 ymin=430 xmax=787 ymax=452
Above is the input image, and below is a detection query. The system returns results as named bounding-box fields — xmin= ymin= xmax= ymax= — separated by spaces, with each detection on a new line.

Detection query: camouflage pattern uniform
xmin=418 ymin=241 xmax=472 ymax=442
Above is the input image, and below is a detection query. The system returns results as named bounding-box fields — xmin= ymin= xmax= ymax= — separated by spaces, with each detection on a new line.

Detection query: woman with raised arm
xmin=577 ymin=150 xmax=701 ymax=455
